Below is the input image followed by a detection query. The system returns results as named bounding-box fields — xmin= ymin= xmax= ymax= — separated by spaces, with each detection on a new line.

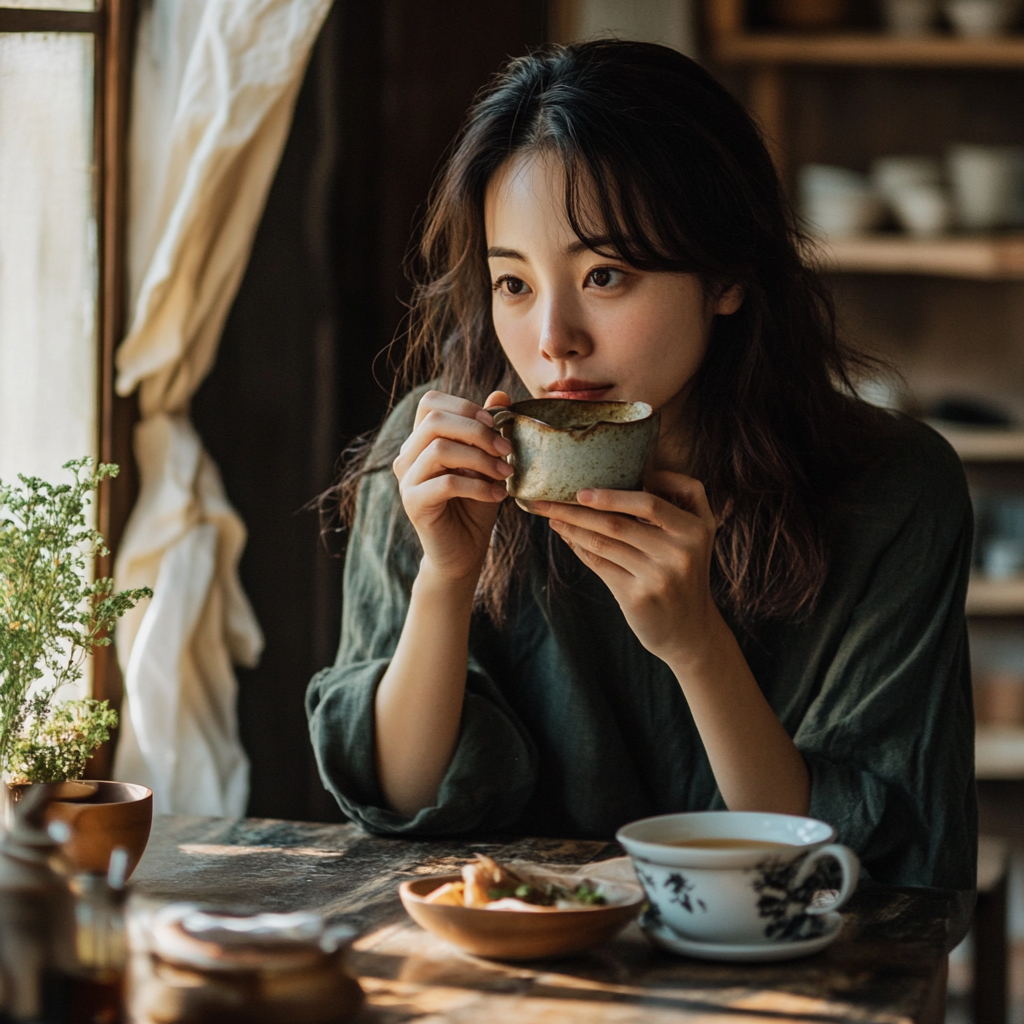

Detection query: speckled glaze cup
xmin=491 ymin=399 xmax=660 ymax=511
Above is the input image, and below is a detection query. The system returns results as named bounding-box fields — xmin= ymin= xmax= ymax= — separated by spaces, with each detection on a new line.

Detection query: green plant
xmin=8 ymin=698 xmax=119 ymax=784
xmin=0 ymin=459 xmax=151 ymax=784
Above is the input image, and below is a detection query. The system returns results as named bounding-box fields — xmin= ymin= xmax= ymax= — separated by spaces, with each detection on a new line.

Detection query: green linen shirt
xmin=306 ymin=393 xmax=977 ymax=891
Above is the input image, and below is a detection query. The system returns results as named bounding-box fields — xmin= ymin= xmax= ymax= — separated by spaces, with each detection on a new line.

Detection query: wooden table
xmin=131 ymin=815 xmax=954 ymax=1024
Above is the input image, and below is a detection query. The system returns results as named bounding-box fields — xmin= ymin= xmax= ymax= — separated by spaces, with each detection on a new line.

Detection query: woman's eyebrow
xmin=564 ymin=237 xmax=621 ymax=258
xmin=486 ymin=246 xmax=526 ymax=261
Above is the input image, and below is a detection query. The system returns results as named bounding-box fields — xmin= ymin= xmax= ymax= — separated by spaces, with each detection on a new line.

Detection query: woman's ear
xmin=715 ymin=282 xmax=745 ymax=316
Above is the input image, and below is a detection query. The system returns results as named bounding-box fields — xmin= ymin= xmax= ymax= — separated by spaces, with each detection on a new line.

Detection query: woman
xmin=307 ymin=41 xmax=975 ymax=890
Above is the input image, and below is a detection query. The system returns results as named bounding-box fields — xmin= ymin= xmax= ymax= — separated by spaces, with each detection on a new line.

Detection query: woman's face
xmin=484 ymin=151 xmax=742 ymax=440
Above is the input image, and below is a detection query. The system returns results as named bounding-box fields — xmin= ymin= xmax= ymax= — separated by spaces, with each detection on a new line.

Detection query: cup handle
xmin=792 ymin=843 xmax=860 ymax=915
xmin=490 ymin=408 xmax=515 ymax=431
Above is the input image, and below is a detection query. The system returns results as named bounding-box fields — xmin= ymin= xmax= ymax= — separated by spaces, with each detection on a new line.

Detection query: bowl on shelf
xmin=399 ymin=873 xmax=644 ymax=960
xmin=944 ymin=0 xmax=1020 ymax=36
xmin=948 ymin=145 xmax=1024 ymax=230
xmin=882 ymin=0 xmax=940 ymax=33
xmin=869 ymin=157 xmax=952 ymax=237
xmin=799 ymin=165 xmax=886 ymax=237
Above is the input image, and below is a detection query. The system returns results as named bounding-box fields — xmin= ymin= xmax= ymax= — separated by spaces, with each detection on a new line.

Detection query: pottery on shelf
xmin=10 ymin=780 xmax=153 ymax=879
xmin=769 ymin=0 xmax=851 ymax=29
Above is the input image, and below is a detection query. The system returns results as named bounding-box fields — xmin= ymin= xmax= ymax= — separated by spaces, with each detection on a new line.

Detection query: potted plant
xmin=1 ymin=458 xmax=153 ymax=874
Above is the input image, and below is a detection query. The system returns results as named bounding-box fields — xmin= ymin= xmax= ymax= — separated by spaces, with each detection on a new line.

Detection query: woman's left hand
xmin=533 ymin=470 xmax=719 ymax=668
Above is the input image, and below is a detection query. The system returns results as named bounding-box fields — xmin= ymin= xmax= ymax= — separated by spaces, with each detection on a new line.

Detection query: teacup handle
xmin=792 ymin=843 xmax=860 ymax=915
xmin=490 ymin=408 xmax=515 ymax=432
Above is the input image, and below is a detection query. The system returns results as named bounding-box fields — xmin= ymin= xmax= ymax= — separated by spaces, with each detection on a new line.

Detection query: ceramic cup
xmin=799 ymin=164 xmax=885 ymax=237
xmin=617 ymin=811 xmax=860 ymax=946
xmin=871 ymin=155 xmax=942 ymax=196
xmin=948 ymin=145 xmax=1024 ymax=230
xmin=492 ymin=399 xmax=659 ymax=509
xmin=882 ymin=0 xmax=939 ymax=33
xmin=944 ymin=0 xmax=1019 ymax=36
xmin=868 ymin=156 xmax=952 ymax=236
xmin=888 ymin=184 xmax=954 ymax=236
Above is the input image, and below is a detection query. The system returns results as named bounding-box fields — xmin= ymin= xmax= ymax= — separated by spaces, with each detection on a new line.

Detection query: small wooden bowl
xmin=399 ymin=873 xmax=644 ymax=960
xmin=46 ymin=781 xmax=153 ymax=879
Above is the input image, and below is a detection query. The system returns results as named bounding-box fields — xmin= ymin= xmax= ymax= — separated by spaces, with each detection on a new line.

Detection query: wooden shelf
xmin=929 ymin=424 xmax=1024 ymax=461
xmin=967 ymin=575 xmax=1024 ymax=615
xmin=714 ymin=32 xmax=1024 ymax=68
xmin=811 ymin=233 xmax=1024 ymax=279
xmin=976 ymin=725 xmax=1024 ymax=779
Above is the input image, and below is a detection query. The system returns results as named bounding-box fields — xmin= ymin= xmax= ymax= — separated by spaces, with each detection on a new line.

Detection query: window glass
xmin=0 ymin=32 xmax=97 ymax=488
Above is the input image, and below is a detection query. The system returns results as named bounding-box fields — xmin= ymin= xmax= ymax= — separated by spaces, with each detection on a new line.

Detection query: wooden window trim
xmin=1 ymin=1 xmax=139 ymax=775
xmin=0 ymin=8 xmax=101 ymax=31
xmin=93 ymin=0 xmax=139 ymax=779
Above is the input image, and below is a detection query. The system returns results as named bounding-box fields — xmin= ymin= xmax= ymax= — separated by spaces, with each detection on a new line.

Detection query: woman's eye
xmin=494 ymin=275 xmax=530 ymax=296
xmin=586 ymin=267 xmax=625 ymax=289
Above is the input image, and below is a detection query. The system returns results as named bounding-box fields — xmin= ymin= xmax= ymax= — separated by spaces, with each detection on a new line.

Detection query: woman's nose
xmin=538 ymin=296 xmax=591 ymax=361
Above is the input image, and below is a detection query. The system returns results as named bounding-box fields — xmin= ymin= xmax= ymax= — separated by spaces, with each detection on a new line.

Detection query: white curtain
xmin=113 ymin=0 xmax=332 ymax=815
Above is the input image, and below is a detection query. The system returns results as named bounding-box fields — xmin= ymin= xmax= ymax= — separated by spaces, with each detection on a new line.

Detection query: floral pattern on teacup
xmin=635 ymin=866 xmax=707 ymax=915
xmin=752 ymin=856 xmax=830 ymax=941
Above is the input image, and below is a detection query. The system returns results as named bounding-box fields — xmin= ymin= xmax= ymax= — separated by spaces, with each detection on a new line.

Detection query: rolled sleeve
xmin=305 ymin=396 xmax=539 ymax=835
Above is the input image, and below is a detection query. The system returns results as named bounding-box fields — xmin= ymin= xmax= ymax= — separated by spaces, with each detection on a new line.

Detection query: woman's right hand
xmin=392 ymin=389 xmax=512 ymax=585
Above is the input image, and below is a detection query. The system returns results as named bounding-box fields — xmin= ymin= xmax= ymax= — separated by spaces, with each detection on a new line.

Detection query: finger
xmin=414 ymin=389 xmax=496 ymax=431
xmin=535 ymin=498 xmax=667 ymax=548
xmin=548 ymin=518 xmax=648 ymax=578
xmin=399 ymin=407 xmax=512 ymax=466
xmin=550 ymin=521 xmax=634 ymax=588
xmin=572 ymin=488 xmax=680 ymax=530
xmin=643 ymin=471 xmax=717 ymax=531
xmin=400 ymin=436 xmax=513 ymax=489
xmin=404 ymin=474 xmax=508 ymax=514
xmin=484 ymin=390 xmax=512 ymax=410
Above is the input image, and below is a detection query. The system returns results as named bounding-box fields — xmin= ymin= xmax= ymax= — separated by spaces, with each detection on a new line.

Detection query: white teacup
xmin=888 ymin=184 xmax=953 ymax=237
xmin=944 ymin=0 xmax=1019 ymax=36
xmin=948 ymin=144 xmax=1024 ymax=230
xmin=617 ymin=811 xmax=860 ymax=946
xmin=882 ymin=0 xmax=939 ymax=33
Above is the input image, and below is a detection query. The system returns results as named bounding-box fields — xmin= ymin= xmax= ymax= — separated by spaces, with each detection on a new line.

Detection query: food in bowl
xmin=399 ymin=856 xmax=645 ymax=959
xmin=424 ymin=854 xmax=608 ymax=911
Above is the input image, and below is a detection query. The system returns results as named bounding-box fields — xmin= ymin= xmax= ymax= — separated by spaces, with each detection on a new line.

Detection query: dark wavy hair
xmin=328 ymin=40 xmax=885 ymax=624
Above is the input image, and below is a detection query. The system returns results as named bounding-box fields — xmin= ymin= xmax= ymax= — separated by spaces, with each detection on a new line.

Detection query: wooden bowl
xmin=45 ymin=781 xmax=152 ymax=879
xmin=399 ymin=873 xmax=644 ymax=960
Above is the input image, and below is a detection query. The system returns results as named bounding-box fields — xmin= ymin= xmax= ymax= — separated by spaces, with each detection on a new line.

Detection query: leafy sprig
xmin=0 ymin=458 xmax=152 ymax=781
xmin=8 ymin=698 xmax=119 ymax=784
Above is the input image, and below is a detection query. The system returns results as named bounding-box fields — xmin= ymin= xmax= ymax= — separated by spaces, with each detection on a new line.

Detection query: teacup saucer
xmin=643 ymin=911 xmax=844 ymax=962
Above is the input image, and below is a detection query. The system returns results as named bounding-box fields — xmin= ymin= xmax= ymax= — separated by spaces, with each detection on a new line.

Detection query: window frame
xmin=0 ymin=0 xmax=137 ymax=775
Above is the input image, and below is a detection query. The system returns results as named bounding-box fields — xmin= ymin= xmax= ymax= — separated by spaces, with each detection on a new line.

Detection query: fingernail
xmin=476 ymin=410 xmax=494 ymax=426
xmin=497 ymin=461 xmax=513 ymax=477
xmin=549 ymin=519 xmax=564 ymax=530
xmin=492 ymin=484 xmax=508 ymax=499
xmin=578 ymin=489 xmax=595 ymax=503
xmin=494 ymin=437 xmax=512 ymax=455
xmin=532 ymin=500 xmax=551 ymax=512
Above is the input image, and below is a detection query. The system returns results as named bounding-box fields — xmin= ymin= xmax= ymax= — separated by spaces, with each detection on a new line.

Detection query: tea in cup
xmin=616 ymin=811 xmax=859 ymax=946
xmin=491 ymin=399 xmax=659 ymax=509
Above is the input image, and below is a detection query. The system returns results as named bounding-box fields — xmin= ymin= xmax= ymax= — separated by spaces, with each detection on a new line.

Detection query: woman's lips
xmin=544 ymin=379 xmax=613 ymax=400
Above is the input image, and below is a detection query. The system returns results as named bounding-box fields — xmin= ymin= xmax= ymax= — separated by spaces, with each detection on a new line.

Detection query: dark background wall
xmin=192 ymin=1 xmax=548 ymax=821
